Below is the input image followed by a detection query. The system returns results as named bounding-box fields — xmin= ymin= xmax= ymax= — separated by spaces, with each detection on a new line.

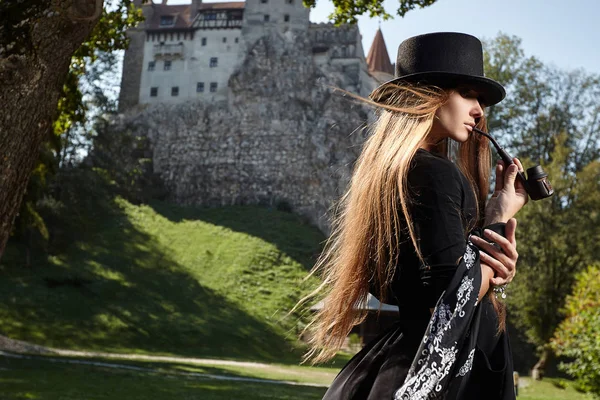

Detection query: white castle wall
xmin=130 ymin=2 xmax=375 ymax=108
xmin=138 ymin=29 xmax=242 ymax=104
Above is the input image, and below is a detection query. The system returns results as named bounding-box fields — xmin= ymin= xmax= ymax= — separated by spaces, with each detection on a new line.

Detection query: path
xmin=0 ymin=335 xmax=331 ymax=387
xmin=0 ymin=351 xmax=328 ymax=387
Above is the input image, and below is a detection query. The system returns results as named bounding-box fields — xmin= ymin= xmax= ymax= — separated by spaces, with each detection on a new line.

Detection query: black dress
xmin=323 ymin=148 xmax=516 ymax=400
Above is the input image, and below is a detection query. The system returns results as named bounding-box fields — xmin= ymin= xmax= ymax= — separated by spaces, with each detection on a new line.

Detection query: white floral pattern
xmin=463 ymin=245 xmax=476 ymax=269
xmin=394 ymin=243 xmax=481 ymax=400
xmin=456 ymin=348 xmax=476 ymax=377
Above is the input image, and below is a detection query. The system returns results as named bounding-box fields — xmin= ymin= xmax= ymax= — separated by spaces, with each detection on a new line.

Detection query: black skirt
xmin=323 ymin=243 xmax=516 ymax=400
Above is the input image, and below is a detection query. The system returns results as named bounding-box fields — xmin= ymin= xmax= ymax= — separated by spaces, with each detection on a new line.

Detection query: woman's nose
xmin=471 ymin=100 xmax=484 ymax=118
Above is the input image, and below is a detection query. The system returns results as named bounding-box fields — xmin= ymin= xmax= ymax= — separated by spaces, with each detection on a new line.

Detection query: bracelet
xmin=493 ymin=284 xmax=508 ymax=299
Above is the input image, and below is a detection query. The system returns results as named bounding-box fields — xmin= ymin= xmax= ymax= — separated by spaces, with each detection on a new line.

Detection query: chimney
xmin=192 ymin=0 xmax=203 ymax=14
xmin=162 ymin=0 xmax=168 ymax=4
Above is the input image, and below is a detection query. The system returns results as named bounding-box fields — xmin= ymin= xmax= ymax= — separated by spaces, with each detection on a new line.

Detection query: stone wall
xmin=115 ymin=29 xmax=373 ymax=233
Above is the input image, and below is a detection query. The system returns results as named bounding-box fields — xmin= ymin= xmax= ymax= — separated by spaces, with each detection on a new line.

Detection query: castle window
xmin=150 ymin=87 xmax=158 ymax=97
xmin=284 ymin=14 xmax=290 ymax=22
xmin=223 ymin=37 xmax=227 ymax=43
xmin=148 ymin=61 xmax=155 ymax=71
xmin=201 ymin=38 xmax=207 ymax=46
xmin=210 ymin=57 xmax=218 ymax=67
xmin=164 ymin=60 xmax=172 ymax=71
xmin=286 ymin=0 xmax=294 ymax=3
xmin=210 ymin=82 xmax=218 ymax=92
xmin=235 ymin=37 xmax=239 ymax=43
xmin=261 ymin=0 xmax=268 ymax=3
xmin=264 ymin=14 xmax=270 ymax=22
xmin=197 ymin=82 xmax=205 ymax=93
xmin=160 ymin=16 xmax=175 ymax=26
xmin=171 ymin=87 xmax=179 ymax=96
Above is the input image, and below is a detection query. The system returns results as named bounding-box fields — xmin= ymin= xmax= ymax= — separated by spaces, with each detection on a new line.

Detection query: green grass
xmin=518 ymin=377 xmax=594 ymax=400
xmin=0 ymin=197 xmax=326 ymax=363
xmin=0 ymin=354 xmax=595 ymax=400
xmin=0 ymin=356 xmax=328 ymax=400
xmin=1 ymin=353 xmax=342 ymax=386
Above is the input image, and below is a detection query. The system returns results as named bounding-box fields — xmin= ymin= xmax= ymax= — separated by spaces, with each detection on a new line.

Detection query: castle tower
xmin=118 ymin=0 xmax=153 ymax=112
xmin=366 ymin=27 xmax=394 ymax=83
xmin=241 ymin=0 xmax=310 ymax=47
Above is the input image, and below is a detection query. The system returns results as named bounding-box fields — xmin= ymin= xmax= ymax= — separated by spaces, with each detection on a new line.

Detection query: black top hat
xmin=375 ymin=32 xmax=505 ymax=106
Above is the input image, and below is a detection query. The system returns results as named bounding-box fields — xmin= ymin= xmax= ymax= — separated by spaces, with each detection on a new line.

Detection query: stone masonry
xmin=115 ymin=28 xmax=379 ymax=232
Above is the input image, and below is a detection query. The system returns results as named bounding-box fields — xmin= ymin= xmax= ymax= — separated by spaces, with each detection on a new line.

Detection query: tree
xmin=483 ymin=34 xmax=600 ymax=172
xmin=303 ymin=0 xmax=440 ymax=24
xmin=483 ymin=34 xmax=600 ymax=378
xmin=551 ymin=263 xmax=600 ymax=396
xmin=0 ymin=0 xmax=143 ymax=260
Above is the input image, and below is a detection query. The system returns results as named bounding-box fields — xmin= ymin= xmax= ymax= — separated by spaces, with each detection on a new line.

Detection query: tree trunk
xmin=0 ymin=0 xmax=102 ymax=258
xmin=531 ymin=345 xmax=552 ymax=380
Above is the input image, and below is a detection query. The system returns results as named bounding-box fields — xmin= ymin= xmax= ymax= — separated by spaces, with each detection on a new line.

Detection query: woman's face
xmin=430 ymin=87 xmax=484 ymax=144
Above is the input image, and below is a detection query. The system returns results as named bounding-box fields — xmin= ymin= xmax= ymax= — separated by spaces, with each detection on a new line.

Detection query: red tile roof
xmin=200 ymin=2 xmax=245 ymax=10
xmin=147 ymin=4 xmax=193 ymax=29
xmin=145 ymin=2 xmax=246 ymax=29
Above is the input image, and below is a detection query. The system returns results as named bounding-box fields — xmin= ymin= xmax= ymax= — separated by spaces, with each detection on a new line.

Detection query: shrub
xmin=551 ymin=263 xmax=600 ymax=396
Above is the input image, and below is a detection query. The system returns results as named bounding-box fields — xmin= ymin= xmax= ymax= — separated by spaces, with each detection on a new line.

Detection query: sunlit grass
xmin=1 ymin=354 xmax=594 ymax=400
xmin=518 ymin=377 xmax=594 ymax=400
xmin=0 ymin=198 xmax=326 ymax=363
xmin=0 ymin=356 xmax=328 ymax=400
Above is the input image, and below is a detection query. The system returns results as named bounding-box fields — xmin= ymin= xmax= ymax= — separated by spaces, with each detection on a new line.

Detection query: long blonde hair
xmin=298 ymin=82 xmax=496 ymax=364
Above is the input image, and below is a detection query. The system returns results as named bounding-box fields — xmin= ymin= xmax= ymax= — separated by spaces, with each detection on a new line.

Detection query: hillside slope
xmin=0 ymin=198 xmax=326 ymax=363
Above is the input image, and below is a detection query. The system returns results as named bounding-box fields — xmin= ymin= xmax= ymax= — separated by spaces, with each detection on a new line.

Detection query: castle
xmin=118 ymin=0 xmax=395 ymax=111
xmin=116 ymin=0 xmax=396 ymax=233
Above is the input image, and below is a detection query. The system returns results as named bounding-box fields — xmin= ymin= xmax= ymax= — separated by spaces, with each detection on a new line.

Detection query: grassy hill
xmin=0 ymin=197 xmax=327 ymax=363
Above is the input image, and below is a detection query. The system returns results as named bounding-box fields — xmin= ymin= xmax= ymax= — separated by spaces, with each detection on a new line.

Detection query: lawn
xmin=0 ymin=355 xmax=327 ymax=400
xmin=0 ymin=198 xmax=326 ymax=363
xmin=0 ymin=354 xmax=594 ymax=400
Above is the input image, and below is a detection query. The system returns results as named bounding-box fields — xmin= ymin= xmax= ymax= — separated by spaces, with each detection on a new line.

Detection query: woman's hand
xmin=485 ymin=158 xmax=529 ymax=225
xmin=471 ymin=218 xmax=518 ymax=286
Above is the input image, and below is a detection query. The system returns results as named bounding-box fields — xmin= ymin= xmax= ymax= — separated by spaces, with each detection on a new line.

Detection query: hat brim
xmin=374 ymin=72 xmax=506 ymax=107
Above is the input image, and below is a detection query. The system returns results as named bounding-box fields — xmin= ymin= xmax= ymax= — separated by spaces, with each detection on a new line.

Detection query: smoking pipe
xmin=472 ymin=126 xmax=554 ymax=201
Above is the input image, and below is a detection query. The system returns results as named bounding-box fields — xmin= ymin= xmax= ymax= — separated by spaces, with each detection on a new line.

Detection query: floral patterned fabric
xmin=394 ymin=241 xmax=482 ymax=399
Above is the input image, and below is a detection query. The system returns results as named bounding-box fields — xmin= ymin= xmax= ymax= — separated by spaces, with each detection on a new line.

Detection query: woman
xmin=302 ymin=32 xmax=528 ymax=399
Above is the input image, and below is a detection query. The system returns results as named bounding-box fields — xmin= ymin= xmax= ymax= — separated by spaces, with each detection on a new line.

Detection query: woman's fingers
xmin=505 ymin=218 xmax=518 ymax=249
xmin=482 ymin=229 xmax=518 ymax=261
xmin=493 ymin=161 xmax=504 ymax=197
xmin=503 ymin=162 xmax=519 ymax=190
xmin=513 ymin=157 xmax=524 ymax=173
xmin=479 ymin=252 xmax=510 ymax=279
xmin=512 ymin=158 xmax=529 ymax=200
xmin=491 ymin=275 xmax=511 ymax=286
xmin=470 ymin=230 xmax=518 ymax=284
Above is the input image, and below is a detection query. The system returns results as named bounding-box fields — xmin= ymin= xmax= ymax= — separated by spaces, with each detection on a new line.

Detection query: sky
xmin=164 ymin=0 xmax=600 ymax=75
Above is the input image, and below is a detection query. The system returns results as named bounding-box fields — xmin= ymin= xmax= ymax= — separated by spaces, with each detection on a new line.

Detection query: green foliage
xmin=552 ymin=379 xmax=568 ymax=390
xmin=484 ymin=33 xmax=600 ymax=170
xmin=506 ymin=133 xmax=600 ymax=351
xmin=482 ymin=34 xmax=600 ymax=371
xmin=551 ymin=264 xmax=600 ymax=397
xmin=301 ymin=0 xmax=438 ymax=25
xmin=87 ymin=119 xmax=167 ymax=204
